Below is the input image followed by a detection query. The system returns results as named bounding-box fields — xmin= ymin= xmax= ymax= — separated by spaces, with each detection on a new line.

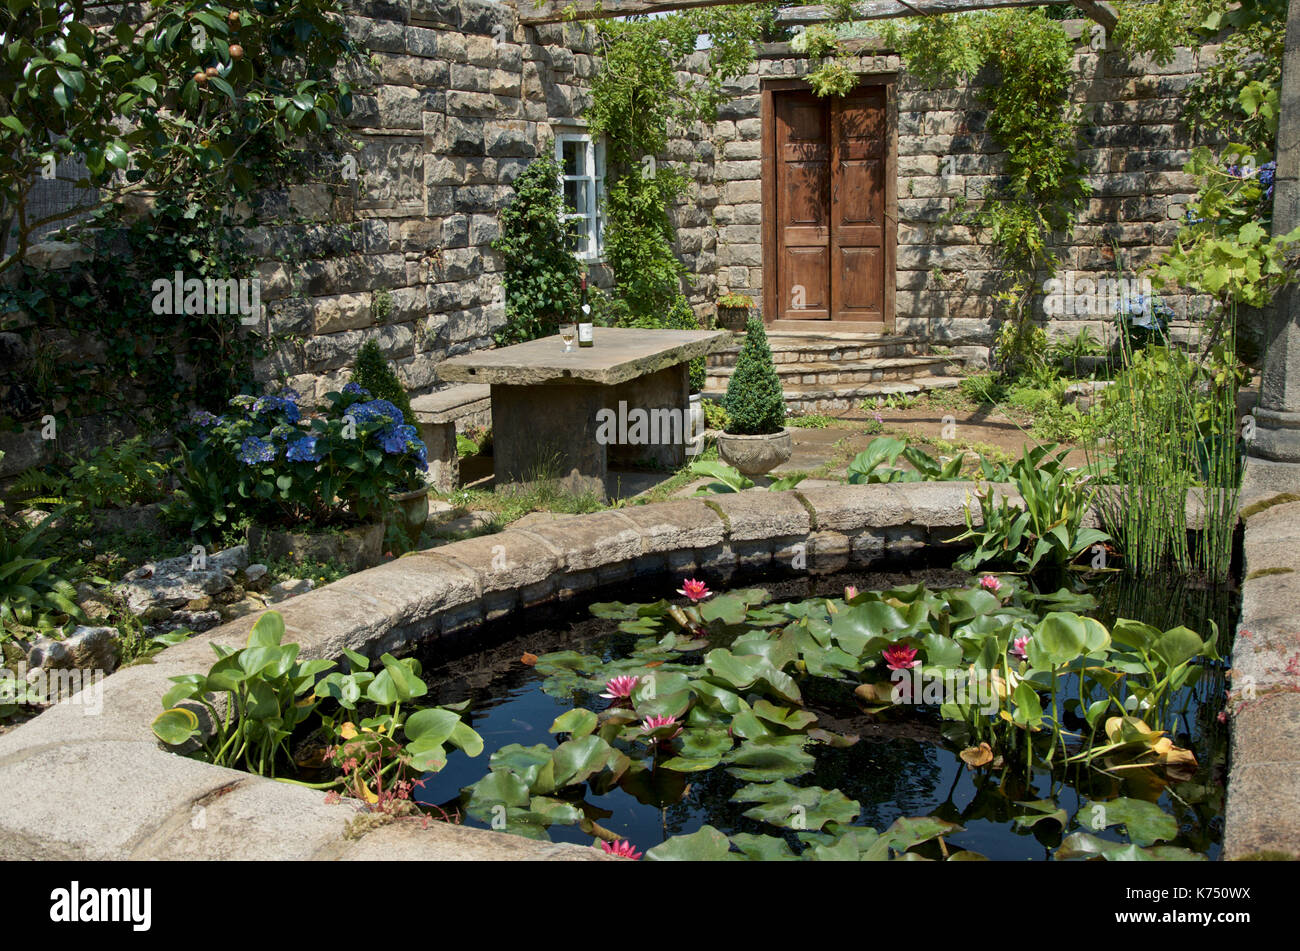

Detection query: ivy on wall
xmin=881 ymin=10 xmax=1090 ymax=373
xmin=584 ymin=8 xmax=768 ymax=319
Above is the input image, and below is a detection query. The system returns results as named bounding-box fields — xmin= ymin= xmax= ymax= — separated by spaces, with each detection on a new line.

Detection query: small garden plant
xmin=724 ymin=317 xmax=785 ymax=435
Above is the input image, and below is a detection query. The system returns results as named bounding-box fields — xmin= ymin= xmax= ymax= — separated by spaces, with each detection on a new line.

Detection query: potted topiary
xmin=716 ymin=293 xmax=753 ymax=332
xmin=717 ymin=317 xmax=791 ymax=476
xmin=349 ymin=339 xmax=428 ymax=539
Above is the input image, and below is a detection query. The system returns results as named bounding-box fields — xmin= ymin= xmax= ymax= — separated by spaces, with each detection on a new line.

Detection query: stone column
xmin=1249 ymin=0 xmax=1300 ymax=484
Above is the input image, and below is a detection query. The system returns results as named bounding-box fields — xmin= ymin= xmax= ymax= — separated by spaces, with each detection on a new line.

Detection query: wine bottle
xmin=578 ymin=272 xmax=593 ymax=348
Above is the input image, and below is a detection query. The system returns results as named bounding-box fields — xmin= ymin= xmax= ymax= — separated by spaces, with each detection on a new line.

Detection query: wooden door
xmin=771 ymin=86 xmax=889 ymax=323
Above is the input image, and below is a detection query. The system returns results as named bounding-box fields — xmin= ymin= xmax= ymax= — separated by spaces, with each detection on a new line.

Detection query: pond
xmin=408 ymin=566 xmax=1236 ymax=861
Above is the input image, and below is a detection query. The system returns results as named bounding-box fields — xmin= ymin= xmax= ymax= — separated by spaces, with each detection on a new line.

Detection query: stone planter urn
xmin=716 ymin=306 xmax=751 ymax=332
xmin=716 ymin=428 xmax=793 ymax=476
xmin=391 ymin=485 xmax=431 ymax=543
xmin=247 ymin=522 xmax=385 ymax=572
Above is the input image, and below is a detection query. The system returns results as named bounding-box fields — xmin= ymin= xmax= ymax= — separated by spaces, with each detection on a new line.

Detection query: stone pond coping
xmin=0 ymin=482 xmax=1257 ymax=861
xmin=1223 ymin=479 xmax=1300 ymax=860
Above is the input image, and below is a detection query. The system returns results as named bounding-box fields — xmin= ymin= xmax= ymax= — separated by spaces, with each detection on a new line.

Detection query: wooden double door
xmin=766 ymin=85 xmax=893 ymax=325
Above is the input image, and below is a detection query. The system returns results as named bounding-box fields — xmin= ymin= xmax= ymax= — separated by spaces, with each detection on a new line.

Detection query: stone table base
xmin=491 ymin=363 xmax=693 ymax=496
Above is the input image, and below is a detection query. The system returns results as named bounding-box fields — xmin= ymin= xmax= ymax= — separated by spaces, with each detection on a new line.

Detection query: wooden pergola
xmin=516 ymin=0 xmax=1117 ymax=30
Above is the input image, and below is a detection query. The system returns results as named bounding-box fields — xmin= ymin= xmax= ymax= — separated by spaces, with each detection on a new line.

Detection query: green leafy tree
xmin=0 ymin=0 xmax=357 ymax=273
xmin=725 ymin=317 xmax=785 ymax=435
xmin=350 ymin=339 xmax=414 ymax=426
xmin=492 ymin=155 xmax=581 ymax=345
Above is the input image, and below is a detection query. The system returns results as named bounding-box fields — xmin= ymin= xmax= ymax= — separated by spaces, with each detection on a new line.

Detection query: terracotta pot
xmin=716 ymin=428 xmax=793 ymax=476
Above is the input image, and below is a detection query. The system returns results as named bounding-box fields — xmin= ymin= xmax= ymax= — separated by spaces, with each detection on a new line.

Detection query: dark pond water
xmin=410 ymin=566 xmax=1236 ymax=860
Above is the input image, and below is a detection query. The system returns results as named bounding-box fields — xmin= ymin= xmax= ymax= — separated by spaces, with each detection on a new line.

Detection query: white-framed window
xmin=555 ymin=131 xmax=605 ymax=261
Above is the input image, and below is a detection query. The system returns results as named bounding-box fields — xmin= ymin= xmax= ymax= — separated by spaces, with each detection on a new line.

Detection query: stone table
xmin=437 ymin=328 xmax=731 ymax=495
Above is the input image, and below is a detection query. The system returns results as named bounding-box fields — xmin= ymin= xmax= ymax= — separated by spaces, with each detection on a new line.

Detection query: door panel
xmin=775 ymin=93 xmax=830 ymax=320
xmin=831 ymin=88 xmax=886 ymax=322
xmin=770 ymin=86 xmax=889 ymax=323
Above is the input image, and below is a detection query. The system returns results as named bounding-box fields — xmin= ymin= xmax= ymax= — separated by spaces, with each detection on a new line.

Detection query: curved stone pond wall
xmin=0 ymin=483 xmax=1276 ymax=861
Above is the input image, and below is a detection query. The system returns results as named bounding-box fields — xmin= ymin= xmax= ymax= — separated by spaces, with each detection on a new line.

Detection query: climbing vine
xmin=882 ymin=10 xmax=1090 ymax=374
xmin=585 ymin=8 xmax=769 ymax=320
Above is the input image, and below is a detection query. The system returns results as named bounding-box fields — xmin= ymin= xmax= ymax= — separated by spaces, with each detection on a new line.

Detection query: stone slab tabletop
xmin=436 ymin=328 xmax=732 ymax=387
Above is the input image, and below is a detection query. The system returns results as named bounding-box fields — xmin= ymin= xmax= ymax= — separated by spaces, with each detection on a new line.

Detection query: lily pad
xmin=1076 ymin=798 xmax=1178 ymax=847
xmin=731 ymin=780 xmax=860 ymax=831
xmin=646 ymin=824 xmax=737 ymax=861
xmin=722 ymin=735 xmax=816 ymax=782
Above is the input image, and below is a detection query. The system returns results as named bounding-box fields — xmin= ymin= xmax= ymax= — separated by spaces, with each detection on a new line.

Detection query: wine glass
xmin=559 ymin=323 xmax=577 ymax=352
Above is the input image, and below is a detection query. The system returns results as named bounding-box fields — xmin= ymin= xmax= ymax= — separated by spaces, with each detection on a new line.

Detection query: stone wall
xmin=678 ymin=25 xmax=1218 ymax=360
xmin=251 ymin=0 xmax=603 ymax=403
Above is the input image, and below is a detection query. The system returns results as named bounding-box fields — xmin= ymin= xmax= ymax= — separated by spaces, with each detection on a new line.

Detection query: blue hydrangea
xmin=252 ymin=394 xmax=301 ymax=423
xmin=376 ymin=423 xmax=417 ymax=454
xmin=374 ymin=424 xmax=428 ymax=470
xmin=348 ymin=399 xmax=405 ymax=426
xmin=342 ymin=382 xmax=371 ymax=399
xmin=1260 ymin=161 xmax=1277 ymax=200
xmin=237 ymin=436 xmax=278 ymax=466
xmin=188 ymin=410 xmax=218 ymax=428
xmin=286 ymin=435 xmax=323 ymax=463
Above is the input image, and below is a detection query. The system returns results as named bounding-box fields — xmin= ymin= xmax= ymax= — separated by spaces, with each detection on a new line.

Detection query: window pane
xmin=563 ymin=179 xmax=589 ymax=214
xmin=564 ymin=216 xmax=590 ymax=255
xmin=561 ymin=139 xmax=584 ymax=177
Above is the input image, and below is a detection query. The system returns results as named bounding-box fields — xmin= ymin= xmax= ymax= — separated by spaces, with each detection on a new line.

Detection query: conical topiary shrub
xmin=724 ymin=317 xmax=785 ymax=435
xmin=349 ymin=338 xmax=415 ymax=424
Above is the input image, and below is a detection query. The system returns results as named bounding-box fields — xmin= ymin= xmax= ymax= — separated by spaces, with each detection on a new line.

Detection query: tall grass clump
xmin=1086 ymin=306 xmax=1243 ymax=582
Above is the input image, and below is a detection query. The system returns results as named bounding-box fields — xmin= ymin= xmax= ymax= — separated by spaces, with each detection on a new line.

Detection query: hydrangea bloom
xmin=252 ymin=393 xmax=301 ymax=423
xmin=237 ymin=436 xmax=278 ymax=465
xmin=376 ymin=423 xmax=418 ymax=454
xmin=349 ymin=399 xmax=405 ymax=426
xmin=286 ymin=435 xmax=323 ymax=463
xmin=270 ymin=424 xmax=298 ymax=441
xmin=342 ymin=382 xmax=372 ymax=398
xmin=188 ymin=410 xmax=218 ymax=428
xmin=229 ymin=394 xmax=256 ymax=410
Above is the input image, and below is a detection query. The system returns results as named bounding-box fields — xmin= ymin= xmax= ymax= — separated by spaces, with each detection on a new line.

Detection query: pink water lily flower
xmin=677 ymin=578 xmax=712 ymax=602
xmin=1010 ymin=635 xmax=1031 ymax=660
xmin=600 ymin=675 xmax=640 ymax=702
xmin=844 ymin=585 xmax=859 ymax=601
xmin=641 ymin=714 xmax=683 ymax=741
xmin=602 ymin=839 xmax=643 ymax=860
xmin=882 ymin=643 xmax=919 ymax=671
xmin=980 ymin=575 xmax=1002 ymax=594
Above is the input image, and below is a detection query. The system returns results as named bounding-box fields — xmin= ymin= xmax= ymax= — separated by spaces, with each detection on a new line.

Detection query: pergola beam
xmin=516 ymin=0 xmax=773 ymax=26
xmin=516 ymin=0 xmax=1121 ymax=30
xmin=775 ymin=0 xmax=1081 ymax=27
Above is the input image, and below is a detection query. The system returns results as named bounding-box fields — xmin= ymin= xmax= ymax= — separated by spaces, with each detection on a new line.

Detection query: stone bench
xmin=410 ymin=384 xmax=491 ymax=492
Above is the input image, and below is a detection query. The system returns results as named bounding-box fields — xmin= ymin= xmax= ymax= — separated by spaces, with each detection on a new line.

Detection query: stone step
xmin=702 ymin=375 xmax=964 ymax=416
xmin=706 ymin=355 xmax=958 ymax=391
xmin=707 ymin=333 xmax=926 ymax=367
